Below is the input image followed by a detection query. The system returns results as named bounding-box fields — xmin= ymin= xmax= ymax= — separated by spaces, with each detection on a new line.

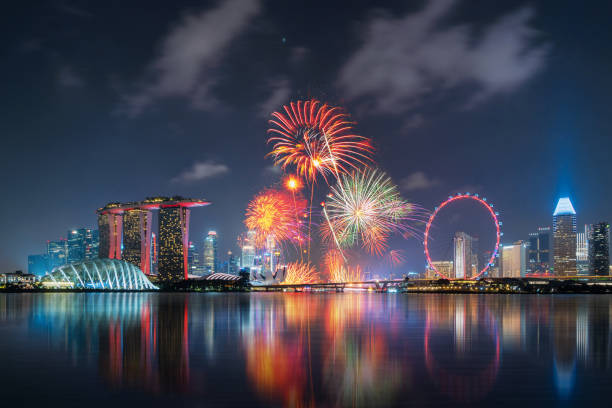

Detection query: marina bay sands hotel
xmin=96 ymin=196 xmax=210 ymax=281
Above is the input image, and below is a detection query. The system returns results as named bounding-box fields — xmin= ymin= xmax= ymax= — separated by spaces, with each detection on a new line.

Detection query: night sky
xmin=2 ymin=0 xmax=612 ymax=273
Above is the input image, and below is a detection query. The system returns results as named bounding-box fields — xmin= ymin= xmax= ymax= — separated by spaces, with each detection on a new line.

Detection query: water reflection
xmin=0 ymin=293 xmax=611 ymax=407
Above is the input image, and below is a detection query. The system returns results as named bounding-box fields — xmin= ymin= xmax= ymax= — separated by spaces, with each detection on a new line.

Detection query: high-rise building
xmin=84 ymin=229 xmax=99 ymax=260
xmin=501 ymin=241 xmax=528 ymax=278
xmin=589 ymin=222 xmax=610 ymax=276
xmin=151 ymin=232 xmax=158 ymax=275
xmin=188 ymin=241 xmax=203 ymax=276
xmin=577 ymin=225 xmax=590 ymax=275
xmin=97 ymin=207 xmax=123 ymax=259
xmin=47 ymin=239 xmax=68 ymax=271
xmin=528 ymin=227 xmax=551 ymax=274
xmin=203 ymin=230 xmax=218 ymax=274
xmin=553 ymin=197 xmax=577 ymax=276
xmin=227 ymin=250 xmax=239 ymax=275
xmin=158 ymin=206 xmax=191 ymax=281
xmin=241 ymin=230 xmax=256 ymax=269
xmin=122 ymin=209 xmax=153 ymax=274
xmin=67 ymin=229 xmax=86 ymax=263
xmin=28 ymin=254 xmax=48 ymax=277
xmin=454 ymin=232 xmax=474 ymax=279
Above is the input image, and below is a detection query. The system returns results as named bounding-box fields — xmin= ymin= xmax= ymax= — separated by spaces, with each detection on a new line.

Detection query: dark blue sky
xmin=2 ymin=0 xmax=611 ymax=272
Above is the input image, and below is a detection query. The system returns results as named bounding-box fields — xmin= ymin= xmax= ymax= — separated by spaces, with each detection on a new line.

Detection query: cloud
xmin=257 ymin=78 xmax=291 ymax=118
xmin=56 ymin=1 xmax=94 ymax=18
xmin=58 ymin=65 xmax=84 ymax=87
xmin=400 ymin=171 xmax=441 ymax=191
xmin=171 ymin=160 xmax=229 ymax=183
xmin=338 ymin=0 xmax=550 ymax=114
xmin=119 ymin=0 xmax=260 ymax=117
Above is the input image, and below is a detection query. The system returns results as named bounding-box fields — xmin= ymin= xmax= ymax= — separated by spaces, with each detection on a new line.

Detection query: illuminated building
xmin=122 ymin=209 xmax=153 ymax=275
xmin=67 ymin=229 xmax=86 ymax=263
xmin=241 ymin=230 xmax=256 ymax=269
xmin=97 ymin=205 xmax=123 ymax=259
xmin=47 ymin=239 xmax=68 ymax=270
xmin=553 ymin=197 xmax=577 ymax=276
xmin=98 ymin=197 xmax=210 ymax=281
xmin=426 ymin=261 xmax=453 ymax=279
xmin=576 ymin=225 xmax=590 ymax=275
xmin=203 ymin=230 xmax=218 ymax=274
xmin=151 ymin=232 xmax=158 ymax=274
xmin=528 ymin=226 xmax=551 ymax=274
xmin=454 ymin=232 xmax=474 ymax=279
xmin=227 ymin=251 xmax=239 ymax=275
xmin=188 ymin=241 xmax=203 ymax=276
xmin=589 ymin=222 xmax=610 ymax=276
xmin=40 ymin=259 xmax=158 ymax=290
xmin=501 ymin=241 xmax=528 ymax=278
xmin=84 ymin=229 xmax=99 ymax=260
xmin=28 ymin=254 xmax=48 ymax=277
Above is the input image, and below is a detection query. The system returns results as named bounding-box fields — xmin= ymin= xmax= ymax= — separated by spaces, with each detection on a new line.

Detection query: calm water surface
xmin=0 ymin=293 xmax=610 ymax=407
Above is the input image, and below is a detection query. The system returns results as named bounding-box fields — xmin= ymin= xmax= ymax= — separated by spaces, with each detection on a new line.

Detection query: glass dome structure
xmin=41 ymin=259 xmax=158 ymax=290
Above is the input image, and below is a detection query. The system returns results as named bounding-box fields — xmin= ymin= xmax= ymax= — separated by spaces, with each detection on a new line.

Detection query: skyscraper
xmin=528 ymin=227 xmax=551 ymax=274
xmin=576 ymin=225 xmax=590 ymax=275
xmin=47 ymin=239 xmax=68 ymax=271
xmin=227 ymin=250 xmax=239 ymax=275
xmin=188 ymin=241 xmax=203 ymax=276
xmin=553 ymin=197 xmax=577 ymax=276
xmin=501 ymin=241 xmax=528 ymax=278
xmin=589 ymin=222 xmax=610 ymax=276
xmin=84 ymin=229 xmax=99 ymax=260
xmin=67 ymin=229 xmax=86 ymax=263
xmin=203 ymin=230 xmax=218 ymax=274
xmin=158 ymin=206 xmax=191 ymax=281
xmin=28 ymin=254 xmax=48 ymax=277
xmin=453 ymin=232 xmax=473 ymax=279
xmin=97 ymin=208 xmax=123 ymax=259
xmin=122 ymin=208 xmax=153 ymax=274
xmin=241 ymin=230 xmax=256 ymax=269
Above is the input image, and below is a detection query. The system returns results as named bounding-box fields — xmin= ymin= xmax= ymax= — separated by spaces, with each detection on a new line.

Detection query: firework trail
xmin=267 ymin=99 xmax=375 ymax=185
xmin=245 ymin=188 xmax=307 ymax=248
xmin=324 ymin=250 xmax=364 ymax=283
xmin=281 ymin=262 xmax=319 ymax=285
xmin=322 ymin=169 xmax=422 ymax=256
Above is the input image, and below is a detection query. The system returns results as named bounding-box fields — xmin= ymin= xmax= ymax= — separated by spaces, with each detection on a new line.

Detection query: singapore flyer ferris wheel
xmin=424 ymin=193 xmax=501 ymax=280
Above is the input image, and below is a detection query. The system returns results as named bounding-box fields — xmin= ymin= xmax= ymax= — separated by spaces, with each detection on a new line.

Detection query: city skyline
xmin=2 ymin=0 xmax=612 ymax=274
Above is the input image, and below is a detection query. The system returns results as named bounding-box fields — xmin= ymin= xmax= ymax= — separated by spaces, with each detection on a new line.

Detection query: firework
xmin=385 ymin=249 xmax=406 ymax=268
xmin=322 ymin=169 xmax=416 ymax=256
xmin=245 ymin=189 xmax=307 ymax=247
xmin=267 ymin=99 xmax=375 ymax=184
xmin=283 ymin=174 xmax=303 ymax=191
xmin=324 ymin=250 xmax=364 ymax=283
xmin=281 ymin=262 xmax=319 ymax=285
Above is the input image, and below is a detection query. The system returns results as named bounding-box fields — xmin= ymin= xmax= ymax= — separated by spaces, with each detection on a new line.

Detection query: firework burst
xmin=245 ymin=188 xmax=307 ymax=248
xmin=324 ymin=250 xmax=364 ymax=283
xmin=281 ymin=262 xmax=319 ymax=285
xmin=322 ymin=169 xmax=419 ymax=256
xmin=267 ymin=99 xmax=375 ymax=184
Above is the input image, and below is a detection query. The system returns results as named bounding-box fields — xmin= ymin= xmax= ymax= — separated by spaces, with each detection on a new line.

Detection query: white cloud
xmin=120 ymin=0 xmax=260 ymax=116
xmin=171 ymin=160 xmax=229 ymax=183
xmin=257 ymin=78 xmax=291 ymax=118
xmin=58 ymin=65 xmax=84 ymax=87
xmin=400 ymin=171 xmax=440 ymax=191
xmin=338 ymin=0 xmax=550 ymax=114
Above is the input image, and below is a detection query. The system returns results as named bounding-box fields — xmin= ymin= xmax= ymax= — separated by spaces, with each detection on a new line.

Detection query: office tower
xmin=188 ymin=241 xmax=203 ymax=276
xmin=589 ymin=222 xmax=610 ymax=276
xmin=426 ymin=261 xmax=453 ymax=279
xmin=501 ymin=241 xmax=528 ymax=278
xmin=84 ymin=229 xmax=99 ymax=260
xmin=67 ymin=229 xmax=86 ymax=263
xmin=97 ymin=208 xmax=123 ymax=259
xmin=227 ymin=251 xmax=239 ymax=275
xmin=28 ymin=254 xmax=48 ymax=277
xmin=158 ymin=206 xmax=191 ymax=281
xmin=47 ymin=239 xmax=68 ymax=271
xmin=528 ymin=227 xmax=551 ymax=274
xmin=553 ymin=197 xmax=577 ymax=276
xmin=122 ymin=208 xmax=153 ymax=274
xmin=203 ymin=230 xmax=218 ymax=274
xmin=577 ymin=225 xmax=590 ymax=275
xmin=241 ymin=230 xmax=256 ymax=269
xmin=453 ymin=232 xmax=474 ymax=279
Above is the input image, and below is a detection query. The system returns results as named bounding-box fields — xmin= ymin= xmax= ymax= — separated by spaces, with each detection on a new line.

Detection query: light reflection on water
xmin=0 ymin=293 xmax=610 ymax=407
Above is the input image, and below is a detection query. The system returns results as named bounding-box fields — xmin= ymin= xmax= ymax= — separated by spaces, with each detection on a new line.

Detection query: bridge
xmin=251 ymin=279 xmax=408 ymax=292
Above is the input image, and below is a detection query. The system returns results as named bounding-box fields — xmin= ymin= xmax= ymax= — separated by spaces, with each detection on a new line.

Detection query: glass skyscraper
xmin=528 ymin=226 xmax=551 ymax=274
xmin=47 ymin=239 xmax=68 ymax=271
xmin=589 ymin=222 xmax=610 ymax=276
xmin=203 ymin=230 xmax=218 ymax=274
xmin=453 ymin=232 xmax=474 ymax=279
xmin=553 ymin=197 xmax=577 ymax=276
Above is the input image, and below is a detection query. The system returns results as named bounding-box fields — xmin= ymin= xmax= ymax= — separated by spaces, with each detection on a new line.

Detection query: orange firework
xmin=283 ymin=174 xmax=303 ymax=192
xmin=245 ymin=189 xmax=307 ymax=247
xmin=281 ymin=262 xmax=319 ymax=285
xmin=324 ymin=250 xmax=364 ymax=283
xmin=267 ymin=99 xmax=375 ymax=184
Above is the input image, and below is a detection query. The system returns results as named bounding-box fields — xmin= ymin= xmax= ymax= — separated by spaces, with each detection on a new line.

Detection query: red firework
xmin=267 ymin=99 xmax=375 ymax=184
